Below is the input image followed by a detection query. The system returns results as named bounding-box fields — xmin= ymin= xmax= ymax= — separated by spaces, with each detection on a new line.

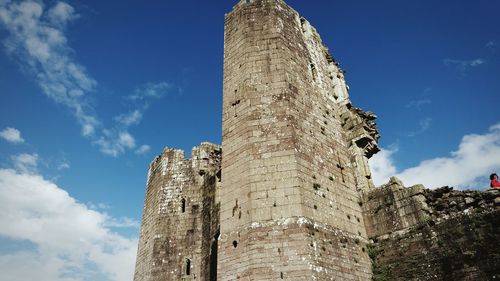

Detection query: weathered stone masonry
xmin=134 ymin=1 xmax=500 ymax=280
xmin=134 ymin=143 xmax=221 ymax=281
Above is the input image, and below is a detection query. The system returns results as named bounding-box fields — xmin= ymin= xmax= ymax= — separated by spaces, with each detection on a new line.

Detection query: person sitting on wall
xmin=490 ymin=173 xmax=500 ymax=188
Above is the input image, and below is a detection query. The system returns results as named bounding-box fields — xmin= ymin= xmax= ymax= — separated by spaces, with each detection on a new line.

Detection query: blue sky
xmin=0 ymin=0 xmax=499 ymax=280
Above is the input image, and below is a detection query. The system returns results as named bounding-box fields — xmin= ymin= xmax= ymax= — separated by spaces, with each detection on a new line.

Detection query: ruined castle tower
xmin=218 ymin=0 xmax=378 ymax=280
xmin=134 ymin=0 xmax=380 ymax=280
xmin=134 ymin=143 xmax=222 ymax=280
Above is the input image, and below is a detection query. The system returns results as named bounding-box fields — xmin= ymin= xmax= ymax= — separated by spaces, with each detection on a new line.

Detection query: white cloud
xmin=405 ymin=99 xmax=431 ymax=109
xmin=94 ymin=131 xmax=137 ymax=157
xmin=0 ymin=0 xmax=99 ymax=136
xmin=127 ymin=82 xmax=171 ymax=101
xmin=11 ymin=153 xmax=38 ymax=173
xmin=0 ymin=1 xmax=165 ymax=157
xmin=118 ymin=132 xmax=135 ymax=149
xmin=369 ymin=146 xmax=398 ymax=186
xmin=0 ymin=127 xmax=24 ymax=144
xmin=444 ymin=58 xmax=485 ymax=73
xmin=114 ymin=110 xmax=142 ymax=126
xmin=370 ymin=123 xmax=500 ymax=189
xmin=408 ymin=117 xmax=432 ymax=137
xmin=47 ymin=1 xmax=77 ymax=27
xmin=0 ymin=168 xmax=138 ymax=281
xmin=486 ymin=41 xmax=497 ymax=50
xmin=135 ymin=144 xmax=151 ymax=155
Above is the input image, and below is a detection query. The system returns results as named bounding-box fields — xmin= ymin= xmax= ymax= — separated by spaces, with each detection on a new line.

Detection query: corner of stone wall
xmin=362 ymin=177 xmax=430 ymax=239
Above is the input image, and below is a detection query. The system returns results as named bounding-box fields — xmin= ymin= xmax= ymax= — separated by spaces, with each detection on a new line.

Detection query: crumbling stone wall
xmin=363 ymin=178 xmax=500 ymax=281
xmin=133 ymin=143 xmax=221 ymax=281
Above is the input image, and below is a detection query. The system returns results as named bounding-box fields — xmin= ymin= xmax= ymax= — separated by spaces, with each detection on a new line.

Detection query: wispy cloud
xmin=444 ymin=58 xmax=486 ymax=74
xmin=114 ymin=82 xmax=172 ymax=128
xmin=0 ymin=127 xmax=24 ymax=144
xmin=135 ymin=144 xmax=151 ymax=155
xmin=405 ymin=99 xmax=431 ymax=110
xmin=11 ymin=153 xmax=38 ymax=173
xmin=0 ymin=168 xmax=137 ymax=281
xmin=408 ymin=117 xmax=432 ymax=137
xmin=370 ymin=122 xmax=500 ymax=189
xmin=94 ymin=131 xmax=137 ymax=157
xmin=127 ymin=82 xmax=171 ymax=101
xmin=0 ymin=1 xmax=168 ymax=157
xmin=486 ymin=41 xmax=498 ymax=50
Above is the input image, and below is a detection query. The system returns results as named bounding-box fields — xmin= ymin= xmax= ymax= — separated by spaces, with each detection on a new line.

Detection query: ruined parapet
xmin=362 ymin=177 xmax=429 ymax=238
xmin=134 ymin=143 xmax=221 ymax=281
xmin=363 ymin=179 xmax=500 ymax=280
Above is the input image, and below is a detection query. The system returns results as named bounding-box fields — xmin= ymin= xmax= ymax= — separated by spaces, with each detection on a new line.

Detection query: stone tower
xmin=218 ymin=0 xmax=379 ymax=280
xmin=134 ymin=143 xmax=222 ymax=280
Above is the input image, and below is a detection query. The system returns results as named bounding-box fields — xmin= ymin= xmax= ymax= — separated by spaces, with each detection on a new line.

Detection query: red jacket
xmin=491 ymin=179 xmax=500 ymax=188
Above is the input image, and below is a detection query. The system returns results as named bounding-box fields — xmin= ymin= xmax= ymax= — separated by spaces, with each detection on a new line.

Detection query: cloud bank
xmin=0 ymin=167 xmax=138 ymax=281
xmin=370 ymin=123 xmax=500 ymax=189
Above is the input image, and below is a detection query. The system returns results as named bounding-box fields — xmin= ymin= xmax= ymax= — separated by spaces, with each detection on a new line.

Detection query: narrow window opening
xmin=181 ymin=198 xmax=186 ymax=213
xmin=233 ymin=241 xmax=238 ymax=248
xmin=280 ymin=272 xmax=284 ymax=279
xmin=300 ymin=17 xmax=306 ymax=33
xmin=210 ymin=231 xmax=219 ymax=281
xmin=310 ymin=63 xmax=317 ymax=82
xmin=186 ymin=259 xmax=191 ymax=275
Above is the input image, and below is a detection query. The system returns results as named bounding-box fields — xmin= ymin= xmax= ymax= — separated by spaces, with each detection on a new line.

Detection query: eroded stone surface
xmin=364 ymin=179 xmax=500 ymax=281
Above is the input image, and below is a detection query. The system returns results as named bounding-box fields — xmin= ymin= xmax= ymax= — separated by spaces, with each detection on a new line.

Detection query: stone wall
xmin=133 ymin=143 xmax=221 ymax=281
xmin=363 ymin=178 xmax=500 ymax=281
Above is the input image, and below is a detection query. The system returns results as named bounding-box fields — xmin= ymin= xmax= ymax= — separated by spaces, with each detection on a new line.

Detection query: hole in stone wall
xmin=362 ymin=247 xmax=366 ymax=252
xmin=210 ymin=231 xmax=219 ymax=281
xmin=186 ymin=259 xmax=191 ymax=275
xmin=181 ymin=198 xmax=186 ymax=213
xmin=347 ymin=214 xmax=351 ymax=220
xmin=313 ymin=205 xmax=318 ymax=210
xmin=310 ymin=63 xmax=317 ymax=82
xmin=356 ymin=217 xmax=361 ymax=223
xmin=300 ymin=17 xmax=306 ymax=33
xmin=233 ymin=241 xmax=238 ymax=248
xmin=313 ymin=183 xmax=321 ymax=190
xmin=329 ymin=176 xmax=334 ymax=181
xmin=281 ymin=272 xmax=284 ymax=279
